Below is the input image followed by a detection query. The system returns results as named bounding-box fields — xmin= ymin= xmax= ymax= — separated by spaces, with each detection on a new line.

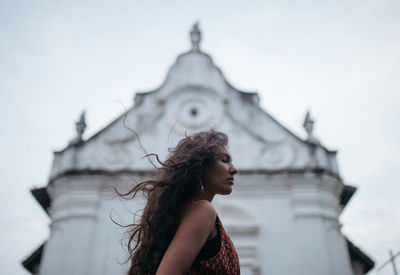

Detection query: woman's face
xmin=202 ymin=146 xmax=238 ymax=198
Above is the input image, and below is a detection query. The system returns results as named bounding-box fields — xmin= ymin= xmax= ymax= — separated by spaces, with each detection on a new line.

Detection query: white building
xmin=23 ymin=24 xmax=374 ymax=275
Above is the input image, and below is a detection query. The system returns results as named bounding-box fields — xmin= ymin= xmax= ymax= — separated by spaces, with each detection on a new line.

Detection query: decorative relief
xmin=225 ymin=99 xmax=295 ymax=170
xmin=165 ymin=87 xmax=224 ymax=134
xmin=261 ymin=143 xmax=294 ymax=170
xmin=103 ymin=134 xmax=135 ymax=168
xmin=104 ymin=142 xmax=133 ymax=168
xmin=179 ymin=99 xmax=210 ymax=127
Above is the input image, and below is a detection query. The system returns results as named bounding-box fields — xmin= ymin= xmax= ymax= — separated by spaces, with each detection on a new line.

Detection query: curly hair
xmin=119 ymin=129 xmax=229 ymax=275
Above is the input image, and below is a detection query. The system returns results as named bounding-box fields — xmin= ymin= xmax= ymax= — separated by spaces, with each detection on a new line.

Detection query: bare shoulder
xmin=181 ymin=200 xmax=217 ymax=228
xmin=183 ymin=200 xmax=217 ymax=217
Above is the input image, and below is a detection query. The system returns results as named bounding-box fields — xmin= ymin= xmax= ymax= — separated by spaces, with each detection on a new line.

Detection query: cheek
xmin=202 ymin=161 xmax=228 ymax=187
xmin=203 ymin=167 xmax=216 ymax=184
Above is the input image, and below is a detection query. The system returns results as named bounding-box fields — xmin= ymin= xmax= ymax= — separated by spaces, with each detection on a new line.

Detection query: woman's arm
xmin=155 ymin=200 xmax=217 ymax=275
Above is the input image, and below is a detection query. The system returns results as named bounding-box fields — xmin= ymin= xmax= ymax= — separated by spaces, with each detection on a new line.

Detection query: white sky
xmin=1 ymin=1 xmax=399 ymax=274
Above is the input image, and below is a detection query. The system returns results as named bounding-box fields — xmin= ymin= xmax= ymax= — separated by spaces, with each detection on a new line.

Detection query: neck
xmin=195 ymin=190 xmax=214 ymax=202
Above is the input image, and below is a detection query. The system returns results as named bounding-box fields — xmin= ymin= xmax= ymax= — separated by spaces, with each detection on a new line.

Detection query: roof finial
xmin=190 ymin=22 xmax=201 ymax=51
xmin=69 ymin=110 xmax=87 ymax=146
xmin=303 ymin=110 xmax=319 ymax=144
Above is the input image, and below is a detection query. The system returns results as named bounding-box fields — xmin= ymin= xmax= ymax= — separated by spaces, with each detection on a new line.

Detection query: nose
xmin=230 ymin=164 xmax=238 ymax=175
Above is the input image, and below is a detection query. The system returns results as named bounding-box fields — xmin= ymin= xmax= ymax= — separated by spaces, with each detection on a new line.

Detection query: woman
xmin=122 ymin=130 xmax=240 ymax=275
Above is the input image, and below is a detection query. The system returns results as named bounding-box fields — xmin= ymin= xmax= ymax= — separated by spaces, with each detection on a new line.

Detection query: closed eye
xmin=221 ymin=154 xmax=231 ymax=163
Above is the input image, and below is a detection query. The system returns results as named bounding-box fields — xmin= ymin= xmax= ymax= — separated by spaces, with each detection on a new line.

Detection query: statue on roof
xmin=190 ymin=22 xmax=201 ymax=51
xmin=69 ymin=110 xmax=87 ymax=146
xmin=303 ymin=110 xmax=321 ymax=169
xmin=303 ymin=110 xmax=319 ymax=145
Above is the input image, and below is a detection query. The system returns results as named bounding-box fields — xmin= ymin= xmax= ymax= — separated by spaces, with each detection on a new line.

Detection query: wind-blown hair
xmin=119 ymin=129 xmax=228 ymax=275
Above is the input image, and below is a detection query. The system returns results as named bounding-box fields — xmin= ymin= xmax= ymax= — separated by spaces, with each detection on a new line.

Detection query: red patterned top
xmin=188 ymin=217 xmax=240 ymax=275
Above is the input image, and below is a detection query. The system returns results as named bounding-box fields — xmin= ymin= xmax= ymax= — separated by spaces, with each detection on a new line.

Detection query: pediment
xmin=49 ymin=27 xmax=339 ymax=181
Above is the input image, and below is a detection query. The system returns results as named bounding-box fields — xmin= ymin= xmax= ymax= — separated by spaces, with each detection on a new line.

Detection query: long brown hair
xmin=118 ymin=129 xmax=228 ymax=275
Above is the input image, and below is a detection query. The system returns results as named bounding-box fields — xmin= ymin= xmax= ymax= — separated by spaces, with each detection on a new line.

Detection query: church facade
xmin=23 ymin=24 xmax=374 ymax=275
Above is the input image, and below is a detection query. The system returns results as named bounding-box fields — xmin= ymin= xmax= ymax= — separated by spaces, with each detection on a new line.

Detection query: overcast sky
xmin=1 ymin=1 xmax=399 ymax=274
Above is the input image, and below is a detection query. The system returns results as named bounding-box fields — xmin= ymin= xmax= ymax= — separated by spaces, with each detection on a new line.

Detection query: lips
xmin=227 ymin=177 xmax=234 ymax=184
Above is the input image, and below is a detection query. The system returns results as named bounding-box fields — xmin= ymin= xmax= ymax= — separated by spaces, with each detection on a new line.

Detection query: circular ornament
xmin=165 ymin=87 xmax=224 ymax=134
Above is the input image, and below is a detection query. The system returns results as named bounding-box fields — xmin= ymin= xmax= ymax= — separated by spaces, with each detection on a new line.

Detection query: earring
xmin=200 ymin=181 xmax=204 ymax=191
